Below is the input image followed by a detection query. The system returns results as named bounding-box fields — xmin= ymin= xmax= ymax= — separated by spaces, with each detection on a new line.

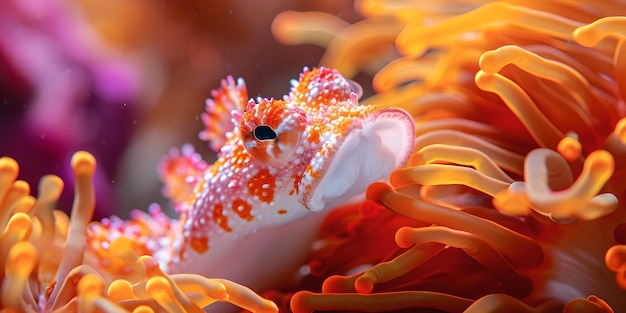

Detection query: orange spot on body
xmin=212 ymin=204 xmax=232 ymax=232
xmin=277 ymin=209 xmax=288 ymax=214
xmin=290 ymin=174 xmax=302 ymax=195
xmin=232 ymin=199 xmax=254 ymax=221
xmin=305 ymin=164 xmax=321 ymax=181
xmin=308 ymin=127 xmax=321 ymax=144
xmin=335 ymin=118 xmax=354 ymax=137
xmin=190 ymin=236 xmax=209 ymax=254
xmin=248 ymin=168 xmax=276 ymax=203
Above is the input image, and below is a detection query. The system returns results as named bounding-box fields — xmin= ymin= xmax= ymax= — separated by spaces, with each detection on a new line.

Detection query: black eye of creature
xmin=253 ymin=125 xmax=278 ymax=141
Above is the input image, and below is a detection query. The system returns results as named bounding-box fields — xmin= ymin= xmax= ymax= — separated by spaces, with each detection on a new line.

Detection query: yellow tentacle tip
xmin=1 ymin=241 xmax=37 ymax=309
xmin=574 ymin=16 xmax=626 ymax=47
xmin=14 ymin=195 xmax=35 ymax=214
xmin=492 ymin=182 xmax=532 ymax=216
xmin=11 ymin=180 xmax=31 ymax=200
xmin=557 ymin=134 xmax=582 ymax=161
xmin=38 ymin=175 xmax=65 ymax=202
xmin=136 ymin=255 xmax=161 ymax=277
xmin=394 ymin=226 xmax=417 ymax=249
xmin=3 ymin=212 xmax=32 ymax=238
xmin=478 ymin=45 xmax=523 ymax=74
xmin=0 ymin=157 xmax=19 ymax=182
xmin=146 ymin=276 xmax=186 ymax=312
xmin=71 ymin=151 xmax=97 ymax=176
xmin=132 ymin=305 xmax=156 ymax=313
xmin=108 ymin=279 xmax=136 ymax=302
xmin=474 ymin=70 xmax=496 ymax=90
xmin=354 ymin=275 xmax=376 ymax=294
xmin=605 ymin=245 xmax=626 ymax=289
xmin=146 ymin=276 xmax=173 ymax=297
xmin=5 ymin=241 xmax=37 ymax=275
xmin=78 ymin=273 xmax=105 ymax=297
xmin=585 ymin=150 xmax=614 ymax=181
xmin=77 ymin=273 xmax=106 ymax=312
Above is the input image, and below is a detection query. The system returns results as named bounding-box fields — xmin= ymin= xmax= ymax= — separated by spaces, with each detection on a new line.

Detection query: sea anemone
xmin=272 ymin=1 xmax=626 ymax=312
xmin=0 ymin=152 xmax=278 ymax=312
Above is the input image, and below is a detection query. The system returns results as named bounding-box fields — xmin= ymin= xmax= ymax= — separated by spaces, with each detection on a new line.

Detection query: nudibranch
xmin=90 ymin=67 xmax=415 ymax=299
xmin=175 ymin=66 xmax=413 ymax=279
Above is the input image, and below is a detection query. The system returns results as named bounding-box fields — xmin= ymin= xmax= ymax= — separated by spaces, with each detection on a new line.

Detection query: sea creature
xmin=88 ymin=67 xmax=416 ymax=295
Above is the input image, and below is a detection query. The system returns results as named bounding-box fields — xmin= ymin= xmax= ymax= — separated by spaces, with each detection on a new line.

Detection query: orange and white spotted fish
xmin=89 ymin=67 xmax=415 ymax=294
